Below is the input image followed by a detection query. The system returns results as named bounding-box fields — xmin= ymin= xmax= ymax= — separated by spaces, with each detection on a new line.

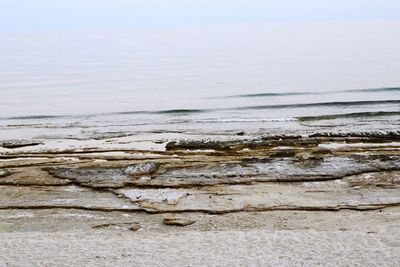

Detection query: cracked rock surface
xmin=1 ymin=133 xmax=399 ymax=216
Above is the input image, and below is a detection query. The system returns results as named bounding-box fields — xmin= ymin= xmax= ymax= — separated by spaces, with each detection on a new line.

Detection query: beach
xmin=2 ymin=226 xmax=400 ymax=266
xmin=1 ymin=129 xmax=400 ymax=266
xmin=1 ymin=20 xmax=400 ymax=266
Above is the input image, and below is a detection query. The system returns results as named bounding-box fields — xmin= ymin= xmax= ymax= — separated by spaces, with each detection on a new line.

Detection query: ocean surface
xmin=0 ymin=20 xmax=399 ymax=140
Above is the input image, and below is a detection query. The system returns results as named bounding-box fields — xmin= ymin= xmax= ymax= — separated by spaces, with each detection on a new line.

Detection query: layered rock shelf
xmin=1 ymin=132 xmax=399 ymax=222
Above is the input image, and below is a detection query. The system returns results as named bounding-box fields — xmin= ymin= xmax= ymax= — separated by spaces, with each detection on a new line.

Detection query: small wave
xmin=345 ymin=87 xmax=400 ymax=93
xmin=154 ymin=109 xmax=206 ymax=115
xmin=220 ymin=86 xmax=400 ymax=99
xmin=2 ymin=100 xmax=398 ymax=121
xmin=115 ymin=109 xmax=206 ymax=115
xmin=115 ymin=100 xmax=399 ymax=116
xmin=237 ymin=100 xmax=400 ymax=110
xmin=298 ymin=111 xmax=400 ymax=121
xmin=225 ymin=92 xmax=315 ymax=98
xmin=1 ymin=115 xmax=66 ymax=120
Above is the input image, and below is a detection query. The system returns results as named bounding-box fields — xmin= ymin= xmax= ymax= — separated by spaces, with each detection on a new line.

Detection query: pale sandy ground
xmin=1 ymin=208 xmax=400 ymax=267
xmin=1 ymin=229 xmax=400 ymax=267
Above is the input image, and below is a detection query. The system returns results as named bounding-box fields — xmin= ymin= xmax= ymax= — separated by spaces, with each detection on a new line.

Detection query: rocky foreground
xmin=0 ymin=131 xmax=399 ymax=266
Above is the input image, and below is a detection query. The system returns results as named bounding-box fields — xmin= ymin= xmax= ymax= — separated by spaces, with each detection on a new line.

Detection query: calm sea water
xmin=0 ymin=20 xmax=399 ymax=139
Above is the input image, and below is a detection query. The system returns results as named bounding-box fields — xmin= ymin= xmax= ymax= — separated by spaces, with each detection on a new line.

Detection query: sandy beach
xmin=1 ymin=131 xmax=399 ymax=266
xmin=2 ymin=227 xmax=400 ymax=266
xmin=1 ymin=11 xmax=400 ymax=265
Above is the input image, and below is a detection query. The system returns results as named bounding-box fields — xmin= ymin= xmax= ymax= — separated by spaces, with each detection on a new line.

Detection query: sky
xmin=1 ymin=0 xmax=400 ymax=32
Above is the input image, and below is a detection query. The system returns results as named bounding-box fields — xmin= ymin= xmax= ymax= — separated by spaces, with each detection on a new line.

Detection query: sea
xmin=0 ymin=20 xmax=399 ymax=141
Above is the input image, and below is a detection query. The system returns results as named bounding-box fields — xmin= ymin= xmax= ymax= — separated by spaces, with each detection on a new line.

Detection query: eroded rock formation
xmin=0 ymin=132 xmax=399 ymax=232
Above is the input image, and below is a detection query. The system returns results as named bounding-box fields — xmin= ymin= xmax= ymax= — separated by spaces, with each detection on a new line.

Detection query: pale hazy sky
xmin=1 ymin=0 xmax=400 ymax=32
